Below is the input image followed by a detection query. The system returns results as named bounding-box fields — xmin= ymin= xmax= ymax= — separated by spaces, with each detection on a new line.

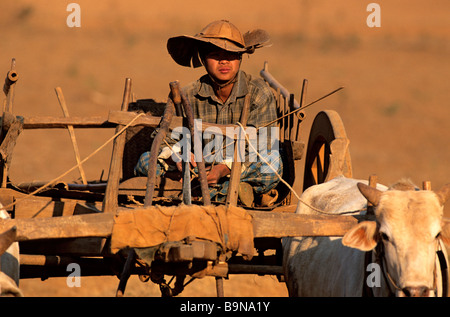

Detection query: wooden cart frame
xmin=1 ymin=59 xmax=445 ymax=297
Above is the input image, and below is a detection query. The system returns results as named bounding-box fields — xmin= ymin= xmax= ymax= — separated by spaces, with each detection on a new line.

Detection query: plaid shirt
xmin=181 ymin=70 xmax=278 ymax=166
xmin=183 ymin=70 xmax=277 ymax=127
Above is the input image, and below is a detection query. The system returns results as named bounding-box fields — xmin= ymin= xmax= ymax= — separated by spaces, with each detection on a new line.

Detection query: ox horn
xmin=357 ymin=183 xmax=382 ymax=206
xmin=436 ymin=183 xmax=450 ymax=206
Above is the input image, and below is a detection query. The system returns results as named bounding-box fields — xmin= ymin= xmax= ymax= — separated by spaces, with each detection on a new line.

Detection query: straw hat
xmin=167 ymin=20 xmax=271 ymax=68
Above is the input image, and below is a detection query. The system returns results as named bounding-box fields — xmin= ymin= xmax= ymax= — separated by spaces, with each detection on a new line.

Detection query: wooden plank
xmin=0 ymin=188 xmax=103 ymax=218
xmin=108 ymin=110 xmax=234 ymax=136
xmin=21 ymin=111 xmax=237 ymax=135
xmin=22 ymin=115 xmax=113 ymax=129
xmin=6 ymin=205 xmax=449 ymax=245
xmin=0 ymin=188 xmax=73 ymax=216
xmin=15 ymin=198 xmax=79 ymax=218
xmin=248 ymin=210 xmax=371 ymax=238
xmin=108 ymin=110 xmax=162 ymax=128
xmin=0 ymin=212 xmax=114 ymax=241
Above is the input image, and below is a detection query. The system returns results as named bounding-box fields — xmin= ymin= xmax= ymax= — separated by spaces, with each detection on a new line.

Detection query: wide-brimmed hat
xmin=167 ymin=20 xmax=271 ymax=68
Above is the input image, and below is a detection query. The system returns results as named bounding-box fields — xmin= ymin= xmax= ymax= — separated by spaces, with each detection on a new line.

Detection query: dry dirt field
xmin=1 ymin=0 xmax=449 ymax=297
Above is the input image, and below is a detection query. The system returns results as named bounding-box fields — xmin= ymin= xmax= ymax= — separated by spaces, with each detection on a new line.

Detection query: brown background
xmin=1 ymin=0 xmax=449 ymax=296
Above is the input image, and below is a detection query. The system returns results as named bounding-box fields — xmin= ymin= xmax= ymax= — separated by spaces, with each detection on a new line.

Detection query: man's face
xmin=204 ymin=48 xmax=241 ymax=84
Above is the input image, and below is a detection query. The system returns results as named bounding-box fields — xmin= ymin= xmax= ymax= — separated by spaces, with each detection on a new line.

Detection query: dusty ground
xmin=0 ymin=0 xmax=449 ymax=297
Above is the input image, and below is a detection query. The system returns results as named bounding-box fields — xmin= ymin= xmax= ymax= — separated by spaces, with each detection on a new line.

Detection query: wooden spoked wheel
xmin=303 ymin=110 xmax=352 ymax=191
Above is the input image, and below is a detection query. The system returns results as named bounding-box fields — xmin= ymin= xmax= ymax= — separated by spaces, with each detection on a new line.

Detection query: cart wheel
xmin=303 ymin=110 xmax=352 ymax=191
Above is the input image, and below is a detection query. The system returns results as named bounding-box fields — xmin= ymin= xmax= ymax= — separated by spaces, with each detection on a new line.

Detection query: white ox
xmin=0 ymin=206 xmax=22 ymax=297
xmin=283 ymin=176 xmax=450 ymax=297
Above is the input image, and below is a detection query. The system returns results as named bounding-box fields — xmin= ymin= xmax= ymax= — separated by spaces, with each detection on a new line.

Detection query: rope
xmin=236 ymin=122 xmax=301 ymax=200
xmin=2 ymin=112 xmax=146 ymax=211
xmin=235 ymin=122 xmax=366 ymax=216
xmin=162 ymin=139 xmax=198 ymax=178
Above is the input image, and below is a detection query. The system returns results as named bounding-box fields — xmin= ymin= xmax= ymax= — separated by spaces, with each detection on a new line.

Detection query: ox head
xmin=342 ymin=182 xmax=450 ymax=297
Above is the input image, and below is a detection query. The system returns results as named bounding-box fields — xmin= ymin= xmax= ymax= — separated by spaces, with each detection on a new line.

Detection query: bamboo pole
xmin=55 ymin=87 xmax=87 ymax=184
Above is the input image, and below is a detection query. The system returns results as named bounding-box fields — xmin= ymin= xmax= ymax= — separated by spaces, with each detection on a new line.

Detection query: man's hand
xmin=162 ymin=152 xmax=197 ymax=182
xmin=206 ymin=164 xmax=231 ymax=186
xmin=175 ymin=152 xmax=197 ymax=172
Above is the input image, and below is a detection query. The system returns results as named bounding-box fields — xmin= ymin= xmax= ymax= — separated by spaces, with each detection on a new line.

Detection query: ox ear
xmin=342 ymin=221 xmax=378 ymax=251
xmin=357 ymin=183 xmax=382 ymax=206
xmin=436 ymin=184 xmax=450 ymax=206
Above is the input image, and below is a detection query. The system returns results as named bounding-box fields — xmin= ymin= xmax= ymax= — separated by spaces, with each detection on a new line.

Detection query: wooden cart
xmin=0 ymin=58 xmax=436 ymax=297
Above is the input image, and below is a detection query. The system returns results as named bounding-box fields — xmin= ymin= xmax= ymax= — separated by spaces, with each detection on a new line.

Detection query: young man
xmin=135 ymin=20 xmax=283 ymax=207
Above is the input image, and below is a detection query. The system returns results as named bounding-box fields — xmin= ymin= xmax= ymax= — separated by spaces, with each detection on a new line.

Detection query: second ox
xmin=283 ymin=176 xmax=450 ymax=297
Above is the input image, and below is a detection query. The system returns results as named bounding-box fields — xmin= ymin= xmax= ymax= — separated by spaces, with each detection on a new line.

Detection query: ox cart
xmin=0 ymin=59 xmax=446 ymax=297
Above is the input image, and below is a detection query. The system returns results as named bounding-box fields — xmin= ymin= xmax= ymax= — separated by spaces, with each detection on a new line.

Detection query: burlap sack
xmin=110 ymin=204 xmax=254 ymax=259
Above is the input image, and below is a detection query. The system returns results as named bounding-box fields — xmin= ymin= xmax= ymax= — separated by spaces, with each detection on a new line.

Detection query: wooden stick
xmin=287 ymin=93 xmax=294 ymax=140
xmin=215 ymin=276 xmax=224 ymax=297
xmin=170 ymin=83 xmax=183 ymax=117
xmin=178 ymin=84 xmax=211 ymax=206
xmin=261 ymin=61 xmax=300 ymax=108
xmin=0 ymin=113 xmax=23 ymax=188
xmin=295 ymin=79 xmax=308 ymax=141
xmin=116 ymin=249 xmax=136 ymax=297
xmin=102 ymin=78 xmax=132 ymax=213
xmin=0 ymin=212 xmax=114 ymax=241
xmin=143 ymin=97 xmax=175 ymax=207
xmin=55 ymin=87 xmax=87 ymax=185
xmin=21 ymin=115 xmax=112 ymax=129
xmin=20 ymin=111 xmax=234 ymax=134
xmin=169 ymin=82 xmax=191 ymax=205
xmin=3 ymin=58 xmax=18 ymax=113
xmin=225 ymin=95 xmax=251 ymax=207
xmin=423 ymin=181 xmax=431 ymax=190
